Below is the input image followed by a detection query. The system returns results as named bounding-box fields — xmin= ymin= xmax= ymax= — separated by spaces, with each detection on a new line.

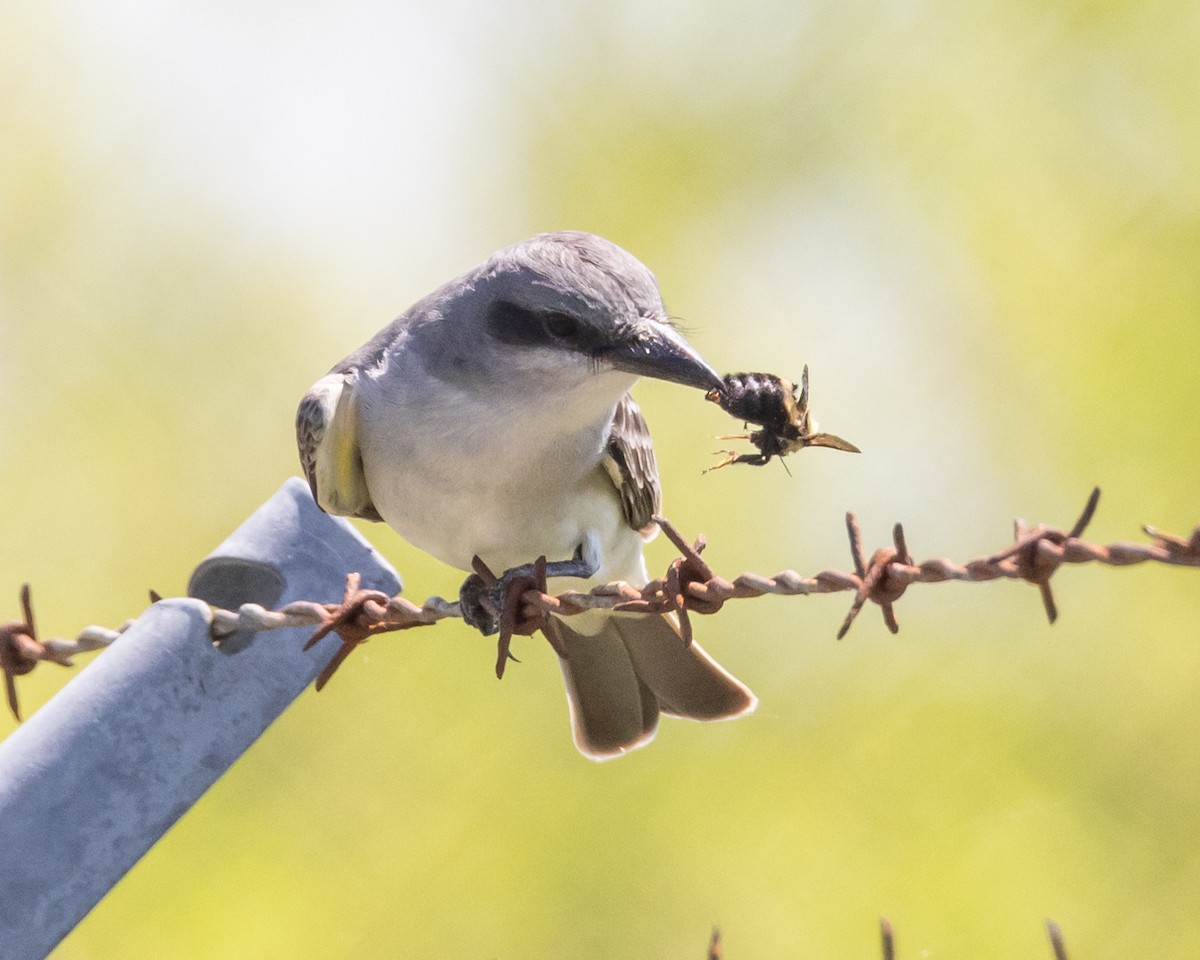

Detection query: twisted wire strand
xmin=4 ymin=487 xmax=1198 ymax=718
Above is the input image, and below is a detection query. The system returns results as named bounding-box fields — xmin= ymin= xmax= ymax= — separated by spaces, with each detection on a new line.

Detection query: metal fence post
xmin=0 ymin=477 xmax=401 ymax=959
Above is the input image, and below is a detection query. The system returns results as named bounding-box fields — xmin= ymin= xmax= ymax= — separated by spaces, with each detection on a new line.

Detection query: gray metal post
xmin=0 ymin=477 xmax=401 ymax=960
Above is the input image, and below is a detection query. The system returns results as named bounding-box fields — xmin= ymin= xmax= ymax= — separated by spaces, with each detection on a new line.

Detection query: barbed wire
xmin=3 ymin=486 xmax=1199 ymax=719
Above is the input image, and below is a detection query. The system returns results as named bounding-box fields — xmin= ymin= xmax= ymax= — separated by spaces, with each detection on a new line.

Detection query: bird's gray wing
xmin=601 ymin=393 xmax=661 ymax=534
xmin=295 ymin=372 xmax=382 ymax=522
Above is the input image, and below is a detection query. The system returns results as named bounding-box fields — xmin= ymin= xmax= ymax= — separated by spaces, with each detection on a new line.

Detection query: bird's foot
xmin=458 ymin=545 xmax=599 ymax=678
xmin=459 ymin=545 xmax=597 ymax=635
xmin=458 ymin=567 xmax=502 ymax=637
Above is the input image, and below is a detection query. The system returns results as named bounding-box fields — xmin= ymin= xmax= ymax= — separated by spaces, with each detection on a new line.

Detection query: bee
xmin=704 ymin=366 xmax=860 ymax=472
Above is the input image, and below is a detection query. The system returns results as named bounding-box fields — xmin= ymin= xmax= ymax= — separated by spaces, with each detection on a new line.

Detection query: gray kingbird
xmin=297 ymin=231 xmax=755 ymax=759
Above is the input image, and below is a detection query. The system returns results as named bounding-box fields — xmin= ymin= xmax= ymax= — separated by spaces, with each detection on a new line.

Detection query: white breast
xmin=353 ymin=349 xmax=647 ymax=587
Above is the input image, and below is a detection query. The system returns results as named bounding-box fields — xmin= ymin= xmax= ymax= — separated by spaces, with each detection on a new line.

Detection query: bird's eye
xmin=544 ymin=312 xmax=579 ymax=340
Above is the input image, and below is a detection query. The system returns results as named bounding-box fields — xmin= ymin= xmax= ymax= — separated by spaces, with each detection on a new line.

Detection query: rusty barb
xmin=704 ymin=917 xmax=1068 ymax=958
xmin=0 ymin=585 xmax=118 ymax=721
xmin=4 ymin=487 xmax=1200 ymax=719
xmin=870 ymin=917 xmax=1069 ymax=960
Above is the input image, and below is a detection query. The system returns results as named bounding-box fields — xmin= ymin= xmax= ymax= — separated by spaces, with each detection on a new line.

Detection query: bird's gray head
xmin=418 ymin=232 xmax=721 ymax=398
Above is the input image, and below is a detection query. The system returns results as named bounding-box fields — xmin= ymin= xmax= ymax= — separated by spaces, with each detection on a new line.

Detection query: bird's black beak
xmin=603 ymin=323 xmax=723 ymax=392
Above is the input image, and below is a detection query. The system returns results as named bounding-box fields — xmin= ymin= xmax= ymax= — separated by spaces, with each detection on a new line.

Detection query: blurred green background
xmin=3 ymin=1 xmax=1199 ymax=956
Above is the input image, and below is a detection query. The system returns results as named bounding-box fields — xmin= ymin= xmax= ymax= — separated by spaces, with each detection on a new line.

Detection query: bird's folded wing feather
xmin=296 ymin=373 xmax=382 ymax=522
xmin=601 ymin=393 xmax=661 ymax=536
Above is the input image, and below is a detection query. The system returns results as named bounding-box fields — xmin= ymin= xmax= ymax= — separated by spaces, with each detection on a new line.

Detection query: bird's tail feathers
xmin=545 ymin=612 xmax=756 ymax=761
xmin=610 ymin=612 xmax=757 ymax=721
xmin=545 ymin=617 xmax=659 ymax=761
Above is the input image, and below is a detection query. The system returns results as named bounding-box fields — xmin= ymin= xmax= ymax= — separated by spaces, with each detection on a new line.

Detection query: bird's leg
xmin=459 ymin=543 xmax=599 ymax=638
xmin=496 ymin=546 xmax=597 ymax=591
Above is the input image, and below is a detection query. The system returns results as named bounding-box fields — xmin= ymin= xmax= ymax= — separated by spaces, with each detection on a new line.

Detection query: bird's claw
xmin=458 ymin=569 xmax=503 ymax=636
xmin=461 ymin=554 xmax=575 ymax=678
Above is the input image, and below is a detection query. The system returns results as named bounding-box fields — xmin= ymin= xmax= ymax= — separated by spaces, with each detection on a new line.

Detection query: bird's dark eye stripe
xmin=486 ymin=300 xmax=550 ymax=346
xmin=487 ymin=299 xmax=599 ymax=350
